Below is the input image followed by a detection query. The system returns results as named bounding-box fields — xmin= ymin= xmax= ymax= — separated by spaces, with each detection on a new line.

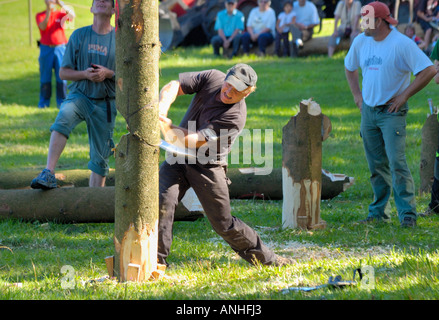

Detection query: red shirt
xmin=36 ymin=10 xmax=68 ymax=46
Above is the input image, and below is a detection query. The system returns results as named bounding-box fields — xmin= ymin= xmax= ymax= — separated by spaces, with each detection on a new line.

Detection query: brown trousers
xmin=157 ymin=161 xmax=276 ymax=266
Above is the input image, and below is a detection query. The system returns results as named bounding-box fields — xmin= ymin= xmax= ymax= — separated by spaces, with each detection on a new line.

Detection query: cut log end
xmin=119 ymin=222 xmax=158 ymax=282
xmin=300 ymin=98 xmax=321 ymax=116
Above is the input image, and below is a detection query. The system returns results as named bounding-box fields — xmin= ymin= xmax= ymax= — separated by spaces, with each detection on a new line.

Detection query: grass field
xmin=1 ymin=0 xmax=439 ymax=304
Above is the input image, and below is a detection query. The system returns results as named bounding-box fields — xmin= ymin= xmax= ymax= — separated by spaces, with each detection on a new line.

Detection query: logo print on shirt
xmin=364 ymin=55 xmax=382 ymax=67
xmin=88 ymin=44 xmax=108 ymax=56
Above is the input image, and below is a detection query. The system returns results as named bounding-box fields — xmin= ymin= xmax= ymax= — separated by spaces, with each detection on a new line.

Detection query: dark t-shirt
xmin=62 ymin=26 xmax=116 ymax=99
xmin=178 ymin=69 xmax=247 ymax=165
xmin=418 ymin=0 xmax=439 ymax=19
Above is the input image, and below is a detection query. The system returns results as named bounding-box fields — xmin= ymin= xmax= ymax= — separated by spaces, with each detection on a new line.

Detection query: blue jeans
xmin=211 ymin=34 xmax=242 ymax=57
xmin=360 ymin=102 xmax=417 ymax=222
xmin=275 ymin=31 xmax=290 ymax=57
xmin=38 ymin=44 xmax=67 ymax=108
xmin=241 ymin=32 xmax=274 ymax=54
xmin=50 ymin=92 xmax=117 ymax=177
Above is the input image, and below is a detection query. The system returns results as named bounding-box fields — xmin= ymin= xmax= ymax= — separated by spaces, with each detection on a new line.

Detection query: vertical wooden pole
xmin=113 ymin=0 xmax=161 ymax=282
xmin=28 ymin=0 xmax=33 ymax=46
xmin=282 ymin=99 xmax=330 ymax=230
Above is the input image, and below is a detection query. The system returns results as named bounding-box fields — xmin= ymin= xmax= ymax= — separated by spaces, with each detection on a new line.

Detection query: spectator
xmin=241 ymin=0 xmax=276 ymax=56
xmin=416 ymin=0 xmax=439 ymax=53
xmin=36 ymin=0 xmax=75 ymax=108
xmin=327 ymin=0 xmax=361 ymax=57
xmin=345 ymin=1 xmax=435 ymax=227
xmin=404 ymin=23 xmax=426 ymax=48
xmin=275 ymin=0 xmax=296 ymax=57
xmin=210 ymin=0 xmax=244 ymax=58
xmin=31 ymin=0 xmax=116 ymax=190
xmin=291 ymin=0 xmax=320 ymax=56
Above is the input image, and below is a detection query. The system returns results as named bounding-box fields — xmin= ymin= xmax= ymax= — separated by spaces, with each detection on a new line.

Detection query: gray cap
xmin=225 ymin=64 xmax=258 ymax=91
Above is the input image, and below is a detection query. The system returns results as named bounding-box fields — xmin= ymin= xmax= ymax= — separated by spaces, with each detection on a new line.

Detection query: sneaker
xmin=31 ymin=169 xmax=57 ymax=190
xmin=271 ymin=255 xmax=295 ymax=267
xmin=401 ymin=216 xmax=417 ymax=228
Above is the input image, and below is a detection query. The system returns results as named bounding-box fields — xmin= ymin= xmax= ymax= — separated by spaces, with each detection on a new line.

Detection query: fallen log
xmin=0 ymin=187 xmax=204 ymax=223
xmin=0 ymin=168 xmax=354 ymax=200
xmin=297 ymin=36 xmax=351 ymax=57
xmin=0 ymin=169 xmax=115 ymax=190
xmin=228 ymin=167 xmax=353 ymax=200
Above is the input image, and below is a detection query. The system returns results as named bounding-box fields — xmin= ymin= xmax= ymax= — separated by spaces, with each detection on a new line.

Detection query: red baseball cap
xmin=361 ymin=1 xmax=398 ymax=26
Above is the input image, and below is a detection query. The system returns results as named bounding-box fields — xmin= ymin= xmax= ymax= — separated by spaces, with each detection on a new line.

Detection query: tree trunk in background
xmin=282 ymin=99 xmax=330 ymax=230
xmin=113 ymin=0 xmax=160 ymax=282
xmin=419 ymin=113 xmax=439 ymax=195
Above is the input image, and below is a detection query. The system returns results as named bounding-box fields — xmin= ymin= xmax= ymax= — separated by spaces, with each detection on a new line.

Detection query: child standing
xmin=275 ymin=0 xmax=296 ymax=57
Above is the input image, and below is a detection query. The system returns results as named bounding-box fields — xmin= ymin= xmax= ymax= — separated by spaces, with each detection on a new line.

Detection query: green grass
xmin=1 ymin=0 xmax=439 ymax=302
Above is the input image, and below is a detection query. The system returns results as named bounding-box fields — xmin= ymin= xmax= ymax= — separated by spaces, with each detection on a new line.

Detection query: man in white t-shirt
xmin=345 ymin=1 xmax=436 ymax=227
xmin=291 ymin=0 xmax=319 ymax=55
xmin=241 ymin=0 xmax=276 ymax=56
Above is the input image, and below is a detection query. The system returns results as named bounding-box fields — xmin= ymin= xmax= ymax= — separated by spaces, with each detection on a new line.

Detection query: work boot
xmin=401 ymin=216 xmax=417 ymax=228
xmin=31 ymin=168 xmax=57 ymax=190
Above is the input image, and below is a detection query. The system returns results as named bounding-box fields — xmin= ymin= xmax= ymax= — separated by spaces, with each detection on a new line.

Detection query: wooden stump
xmin=282 ymin=99 xmax=330 ymax=230
xmin=420 ymin=113 xmax=439 ymax=195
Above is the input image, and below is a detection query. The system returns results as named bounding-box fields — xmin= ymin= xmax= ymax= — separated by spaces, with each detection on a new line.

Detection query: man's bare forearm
xmin=59 ymin=67 xmax=88 ymax=81
xmin=159 ymin=80 xmax=184 ymax=116
xmin=345 ymin=68 xmax=363 ymax=109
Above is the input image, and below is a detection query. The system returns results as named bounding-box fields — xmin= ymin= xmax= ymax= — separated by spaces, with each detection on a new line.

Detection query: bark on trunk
xmin=282 ymin=99 xmax=329 ymax=230
xmin=0 ymin=187 xmax=203 ymax=223
xmin=419 ymin=113 xmax=439 ymax=195
xmin=114 ymin=0 xmax=161 ymax=282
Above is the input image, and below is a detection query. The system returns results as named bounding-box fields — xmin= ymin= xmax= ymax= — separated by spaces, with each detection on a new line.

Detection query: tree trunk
xmin=0 ymin=167 xmax=354 ymax=200
xmin=114 ymin=0 xmax=161 ymax=282
xmin=282 ymin=99 xmax=329 ymax=230
xmin=0 ymin=187 xmax=203 ymax=223
xmin=420 ymin=113 xmax=439 ymax=194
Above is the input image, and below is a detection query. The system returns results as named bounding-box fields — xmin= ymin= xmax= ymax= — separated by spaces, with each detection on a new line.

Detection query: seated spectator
xmin=404 ymin=23 xmax=426 ymax=48
xmin=416 ymin=0 xmax=439 ymax=53
xmin=291 ymin=0 xmax=320 ymax=56
xmin=327 ymin=0 xmax=361 ymax=57
xmin=275 ymin=0 xmax=296 ymax=57
xmin=210 ymin=0 xmax=244 ymax=58
xmin=241 ymin=0 xmax=276 ymax=56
